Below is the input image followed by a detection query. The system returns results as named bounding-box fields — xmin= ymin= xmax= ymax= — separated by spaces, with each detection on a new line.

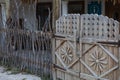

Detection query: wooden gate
xmin=53 ymin=14 xmax=120 ymax=80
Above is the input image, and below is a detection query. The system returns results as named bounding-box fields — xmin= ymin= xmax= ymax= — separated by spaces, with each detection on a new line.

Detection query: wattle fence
xmin=0 ymin=28 xmax=53 ymax=80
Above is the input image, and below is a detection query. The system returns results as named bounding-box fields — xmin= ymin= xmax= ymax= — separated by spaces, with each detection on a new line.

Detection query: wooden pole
xmin=52 ymin=0 xmax=61 ymax=80
xmin=52 ymin=0 xmax=61 ymax=33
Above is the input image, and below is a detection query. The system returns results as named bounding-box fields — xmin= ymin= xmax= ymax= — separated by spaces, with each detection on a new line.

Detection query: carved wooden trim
xmin=68 ymin=58 xmax=79 ymax=68
xmin=80 ymin=59 xmax=97 ymax=77
xmin=82 ymin=44 xmax=96 ymax=56
xmin=55 ymin=40 xmax=66 ymax=51
xmin=98 ymin=44 xmax=118 ymax=63
xmin=53 ymin=64 xmax=66 ymax=71
xmin=55 ymin=52 xmax=67 ymax=69
xmin=100 ymin=65 xmax=118 ymax=78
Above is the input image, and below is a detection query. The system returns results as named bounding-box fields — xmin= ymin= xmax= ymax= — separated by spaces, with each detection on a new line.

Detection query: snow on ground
xmin=0 ymin=66 xmax=41 ymax=80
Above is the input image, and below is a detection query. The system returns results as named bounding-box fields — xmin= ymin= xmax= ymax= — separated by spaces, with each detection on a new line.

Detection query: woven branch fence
xmin=0 ymin=28 xmax=53 ymax=80
xmin=0 ymin=0 xmax=53 ymax=80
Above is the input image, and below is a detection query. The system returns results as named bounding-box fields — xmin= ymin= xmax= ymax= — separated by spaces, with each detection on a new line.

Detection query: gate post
xmin=52 ymin=37 xmax=56 ymax=80
xmin=52 ymin=0 xmax=61 ymax=32
xmin=52 ymin=0 xmax=61 ymax=79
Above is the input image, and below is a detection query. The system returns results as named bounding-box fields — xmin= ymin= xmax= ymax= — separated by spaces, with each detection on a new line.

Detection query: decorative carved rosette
xmin=89 ymin=50 xmax=108 ymax=72
xmin=60 ymin=43 xmax=73 ymax=64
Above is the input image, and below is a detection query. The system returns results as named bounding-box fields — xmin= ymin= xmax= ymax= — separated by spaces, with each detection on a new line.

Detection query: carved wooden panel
xmin=56 ymin=14 xmax=80 ymax=37
xmin=55 ymin=39 xmax=80 ymax=77
xmin=80 ymin=43 xmax=119 ymax=80
xmin=81 ymin=14 xmax=119 ymax=42
xmin=53 ymin=14 xmax=120 ymax=80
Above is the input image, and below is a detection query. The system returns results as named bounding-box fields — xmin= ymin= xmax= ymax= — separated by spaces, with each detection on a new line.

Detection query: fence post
xmin=52 ymin=37 xmax=56 ymax=80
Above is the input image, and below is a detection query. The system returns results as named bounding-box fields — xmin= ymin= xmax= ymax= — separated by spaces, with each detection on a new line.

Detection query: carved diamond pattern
xmin=81 ymin=44 xmax=118 ymax=78
xmin=89 ymin=50 xmax=108 ymax=72
xmin=60 ymin=42 xmax=73 ymax=64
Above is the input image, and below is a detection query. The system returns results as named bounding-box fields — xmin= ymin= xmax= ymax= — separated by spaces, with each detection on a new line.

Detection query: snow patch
xmin=0 ymin=66 xmax=41 ymax=80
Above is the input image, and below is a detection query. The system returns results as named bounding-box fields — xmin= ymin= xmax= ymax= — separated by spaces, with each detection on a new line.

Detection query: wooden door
xmin=53 ymin=14 xmax=80 ymax=80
